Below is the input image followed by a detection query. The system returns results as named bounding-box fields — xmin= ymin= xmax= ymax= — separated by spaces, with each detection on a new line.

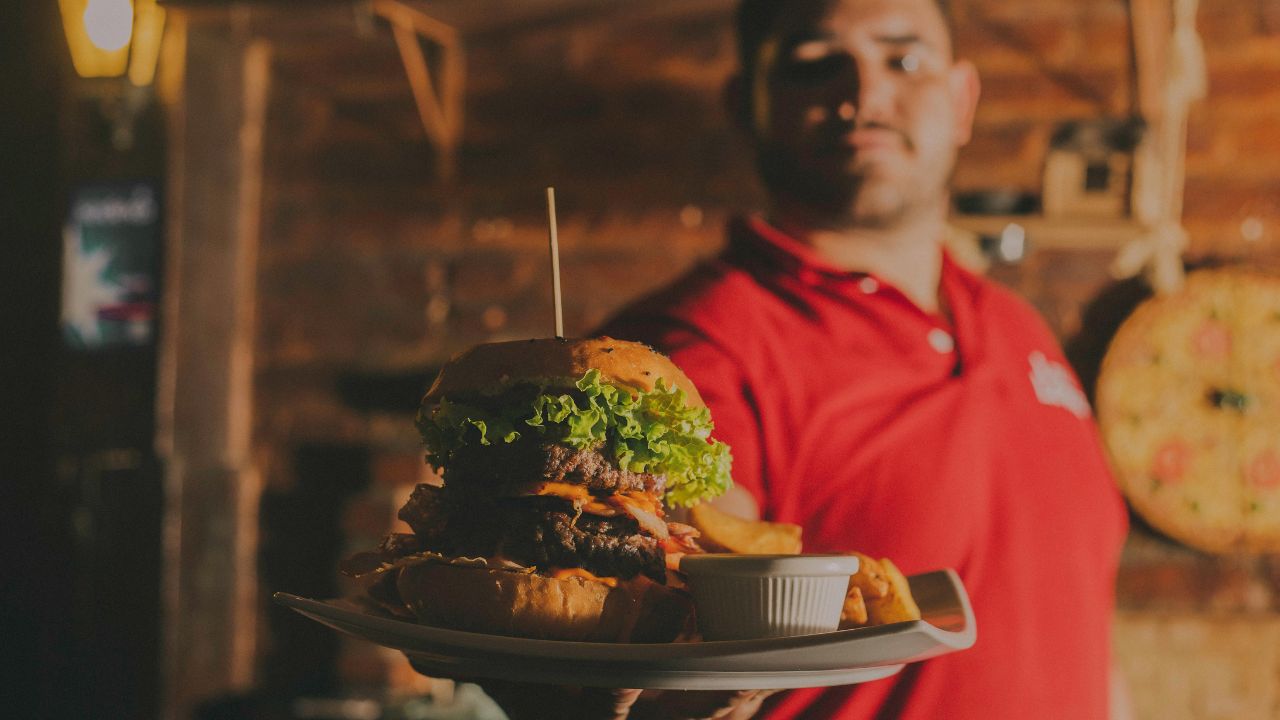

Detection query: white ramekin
xmin=679 ymin=554 xmax=860 ymax=641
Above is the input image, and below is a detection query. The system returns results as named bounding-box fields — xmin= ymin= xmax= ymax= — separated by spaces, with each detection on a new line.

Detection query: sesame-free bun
xmin=396 ymin=562 xmax=693 ymax=642
xmin=422 ymin=337 xmax=705 ymax=408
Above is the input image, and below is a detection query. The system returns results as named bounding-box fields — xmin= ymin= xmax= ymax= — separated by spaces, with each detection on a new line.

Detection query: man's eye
xmin=777 ymin=54 xmax=851 ymax=83
xmin=889 ymin=53 xmax=922 ymax=73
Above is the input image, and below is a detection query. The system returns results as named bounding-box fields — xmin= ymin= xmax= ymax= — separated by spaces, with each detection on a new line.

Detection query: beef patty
xmin=442 ymin=440 xmax=665 ymax=497
xmin=398 ymin=486 xmax=665 ymax=582
xmin=492 ymin=498 xmax=665 ymax=582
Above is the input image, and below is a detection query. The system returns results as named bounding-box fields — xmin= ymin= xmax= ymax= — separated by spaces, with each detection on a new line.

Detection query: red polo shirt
xmin=601 ymin=216 xmax=1127 ymax=720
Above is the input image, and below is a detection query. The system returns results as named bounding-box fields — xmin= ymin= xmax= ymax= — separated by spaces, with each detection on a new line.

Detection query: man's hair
xmin=735 ymin=0 xmax=954 ymax=85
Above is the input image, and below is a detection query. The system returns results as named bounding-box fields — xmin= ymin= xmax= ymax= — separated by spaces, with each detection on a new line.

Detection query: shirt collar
xmin=724 ymin=214 xmax=989 ymax=371
xmin=725 ymin=214 xmax=857 ymax=281
xmin=725 ymin=213 xmax=975 ymax=288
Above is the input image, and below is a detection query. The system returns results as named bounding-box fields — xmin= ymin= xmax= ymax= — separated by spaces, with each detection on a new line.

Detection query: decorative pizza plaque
xmin=1097 ymin=268 xmax=1280 ymax=553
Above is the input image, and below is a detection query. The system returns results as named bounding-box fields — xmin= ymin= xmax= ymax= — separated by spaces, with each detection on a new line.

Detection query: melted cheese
xmin=581 ymin=500 xmax=618 ymax=515
xmin=526 ymin=485 xmax=668 ymax=537
xmin=616 ymin=492 xmax=660 ymax=516
xmin=530 ymin=482 xmax=592 ymax=502
xmin=550 ymin=567 xmax=618 ymax=587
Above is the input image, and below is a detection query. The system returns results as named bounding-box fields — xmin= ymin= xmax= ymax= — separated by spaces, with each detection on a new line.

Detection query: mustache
xmin=820 ymin=118 xmax=914 ymax=152
xmin=808 ymin=105 xmax=907 ymax=138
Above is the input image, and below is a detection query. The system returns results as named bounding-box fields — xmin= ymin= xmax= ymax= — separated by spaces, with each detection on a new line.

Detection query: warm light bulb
xmin=83 ymin=0 xmax=133 ymax=52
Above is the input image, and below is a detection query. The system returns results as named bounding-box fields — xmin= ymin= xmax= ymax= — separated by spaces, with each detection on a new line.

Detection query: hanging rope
xmin=1112 ymin=0 xmax=1207 ymax=293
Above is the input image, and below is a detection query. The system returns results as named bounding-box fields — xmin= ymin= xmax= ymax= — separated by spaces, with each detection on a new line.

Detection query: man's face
xmin=747 ymin=0 xmax=979 ymax=228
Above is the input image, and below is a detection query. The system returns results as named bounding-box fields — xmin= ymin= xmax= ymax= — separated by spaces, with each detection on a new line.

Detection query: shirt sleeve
xmin=598 ymin=317 xmax=768 ymax=514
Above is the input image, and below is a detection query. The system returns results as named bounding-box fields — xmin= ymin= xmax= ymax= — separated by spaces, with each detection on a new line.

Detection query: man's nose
xmin=834 ymin=57 xmax=892 ymax=123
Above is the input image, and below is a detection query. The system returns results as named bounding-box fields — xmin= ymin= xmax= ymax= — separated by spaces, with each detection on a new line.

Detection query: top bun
xmin=423 ymin=337 xmax=705 ymax=409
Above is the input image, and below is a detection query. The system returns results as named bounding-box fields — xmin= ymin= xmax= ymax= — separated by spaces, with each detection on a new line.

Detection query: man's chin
xmin=792 ymin=184 xmax=911 ymax=230
xmin=760 ymin=162 xmax=916 ymax=227
xmin=847 ymin=186 xmax=912 ymax=227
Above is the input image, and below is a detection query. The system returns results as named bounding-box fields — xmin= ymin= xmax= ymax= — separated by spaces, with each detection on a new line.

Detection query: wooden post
xmin=155 ymin=10 xmax=270 ymax=718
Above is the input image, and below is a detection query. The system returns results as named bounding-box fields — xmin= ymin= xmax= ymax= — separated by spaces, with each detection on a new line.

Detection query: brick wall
xmin=241 ymin=1 xmax=1280 ymax=714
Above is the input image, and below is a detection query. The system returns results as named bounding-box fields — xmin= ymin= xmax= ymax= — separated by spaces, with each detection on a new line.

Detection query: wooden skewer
xmin=546 ymin=187 xmax=564 ymax=338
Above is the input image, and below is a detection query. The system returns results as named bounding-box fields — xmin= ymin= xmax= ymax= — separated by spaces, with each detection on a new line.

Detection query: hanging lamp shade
xmin=59 ymin=0 xmax=166 ymax=85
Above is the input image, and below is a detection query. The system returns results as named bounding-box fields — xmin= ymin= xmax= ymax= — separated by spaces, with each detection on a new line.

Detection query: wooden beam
xmin=951 ymin=215 xmax=1146 ymax=252
xmin=372 ymin=0 xmax=458 ymax=44
xmin=375 ymin=0 xmax=464 ymax=180
xmin=155 ymin=10 xmax=270 ymax=718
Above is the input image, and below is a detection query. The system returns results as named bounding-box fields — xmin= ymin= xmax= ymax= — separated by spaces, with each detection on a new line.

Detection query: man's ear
xmin=724 ymin=73 xmax=754 ymax=136
xmin=949 ymin=59 xmax=981 ymax=147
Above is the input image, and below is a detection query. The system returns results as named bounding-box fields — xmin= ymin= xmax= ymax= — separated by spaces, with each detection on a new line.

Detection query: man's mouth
xmin=839 ymin=128 xmax=910 ymax=152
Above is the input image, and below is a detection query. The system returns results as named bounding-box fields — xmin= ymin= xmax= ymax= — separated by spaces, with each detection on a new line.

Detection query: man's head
xmin=729 ymin=0 xmax=980 ymax=230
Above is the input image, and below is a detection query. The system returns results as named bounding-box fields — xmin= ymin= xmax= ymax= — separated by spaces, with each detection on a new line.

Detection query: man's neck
xmin=769 ymin=203 xmax=949 ymax=315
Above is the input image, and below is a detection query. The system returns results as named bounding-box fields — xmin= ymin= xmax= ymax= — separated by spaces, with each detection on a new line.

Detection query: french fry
xmin=683 ymin=503 xmax=922 ymax=630
xmin=844 ymin=551 xmax=890 ymax=600
xmin=864 ymin=557 xmax=922 ymax=625
xmin=839 ymin=585 xmax=868 ymax=628
xmin=688 ymin=502 xmax=803 ymax=555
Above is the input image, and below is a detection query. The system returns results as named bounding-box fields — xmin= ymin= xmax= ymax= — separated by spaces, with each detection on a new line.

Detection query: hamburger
xmin=348 ymin=337 xmax=733 ymax=642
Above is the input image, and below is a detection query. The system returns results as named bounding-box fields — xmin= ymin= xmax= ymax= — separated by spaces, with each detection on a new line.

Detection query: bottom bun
xmin=396 ymin=563 xmax=692 ymax=643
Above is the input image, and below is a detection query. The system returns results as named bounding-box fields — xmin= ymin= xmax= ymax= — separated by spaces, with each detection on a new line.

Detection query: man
xmin=596 ymin=0 xmax=1130 ymax=717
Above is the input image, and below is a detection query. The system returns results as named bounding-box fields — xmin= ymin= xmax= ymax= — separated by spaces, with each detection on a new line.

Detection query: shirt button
xmin=858 ymin=277 xmax=879 ymax=294
xmin=927 ymin=328 xmax=955 ymax=353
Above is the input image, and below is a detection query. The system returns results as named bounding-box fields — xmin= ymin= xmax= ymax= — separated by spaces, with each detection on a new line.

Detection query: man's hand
xmin=629 ymin=689 xmax=778 ymax=720
xmin=451 ymin=678 xmax=638 ymax=720
xmin=404 ymin=663 xmax=630 ymax=720
xmin=406 ymin=659 xmax=775 ymax=720
xmin=486 ymin=684 xmax=777 ymax=720
xmin=483 ymin=683 xmax=777 ymax=720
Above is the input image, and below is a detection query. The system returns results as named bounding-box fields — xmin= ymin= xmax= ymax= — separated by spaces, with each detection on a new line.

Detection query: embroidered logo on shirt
xmin=1027 ymin=351 xmax=1091 ymax=419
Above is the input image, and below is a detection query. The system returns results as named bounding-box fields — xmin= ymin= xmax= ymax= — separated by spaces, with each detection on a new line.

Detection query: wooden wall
xmin=164 ymin=1 xmax=1280 ymax=717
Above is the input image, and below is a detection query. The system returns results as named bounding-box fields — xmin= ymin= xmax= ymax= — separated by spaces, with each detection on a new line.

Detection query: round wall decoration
xmin=1096 ymin=267 xmax=1280 ymax=553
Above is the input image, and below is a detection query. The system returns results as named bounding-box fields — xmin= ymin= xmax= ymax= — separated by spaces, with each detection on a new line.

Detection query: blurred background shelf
xmin=951 ymin=214 xmax=1146 ymax=252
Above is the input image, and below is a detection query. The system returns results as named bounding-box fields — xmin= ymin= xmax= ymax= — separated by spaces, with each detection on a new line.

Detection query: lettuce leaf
xmin=416 ymin=369 xmax=732 ymax=507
